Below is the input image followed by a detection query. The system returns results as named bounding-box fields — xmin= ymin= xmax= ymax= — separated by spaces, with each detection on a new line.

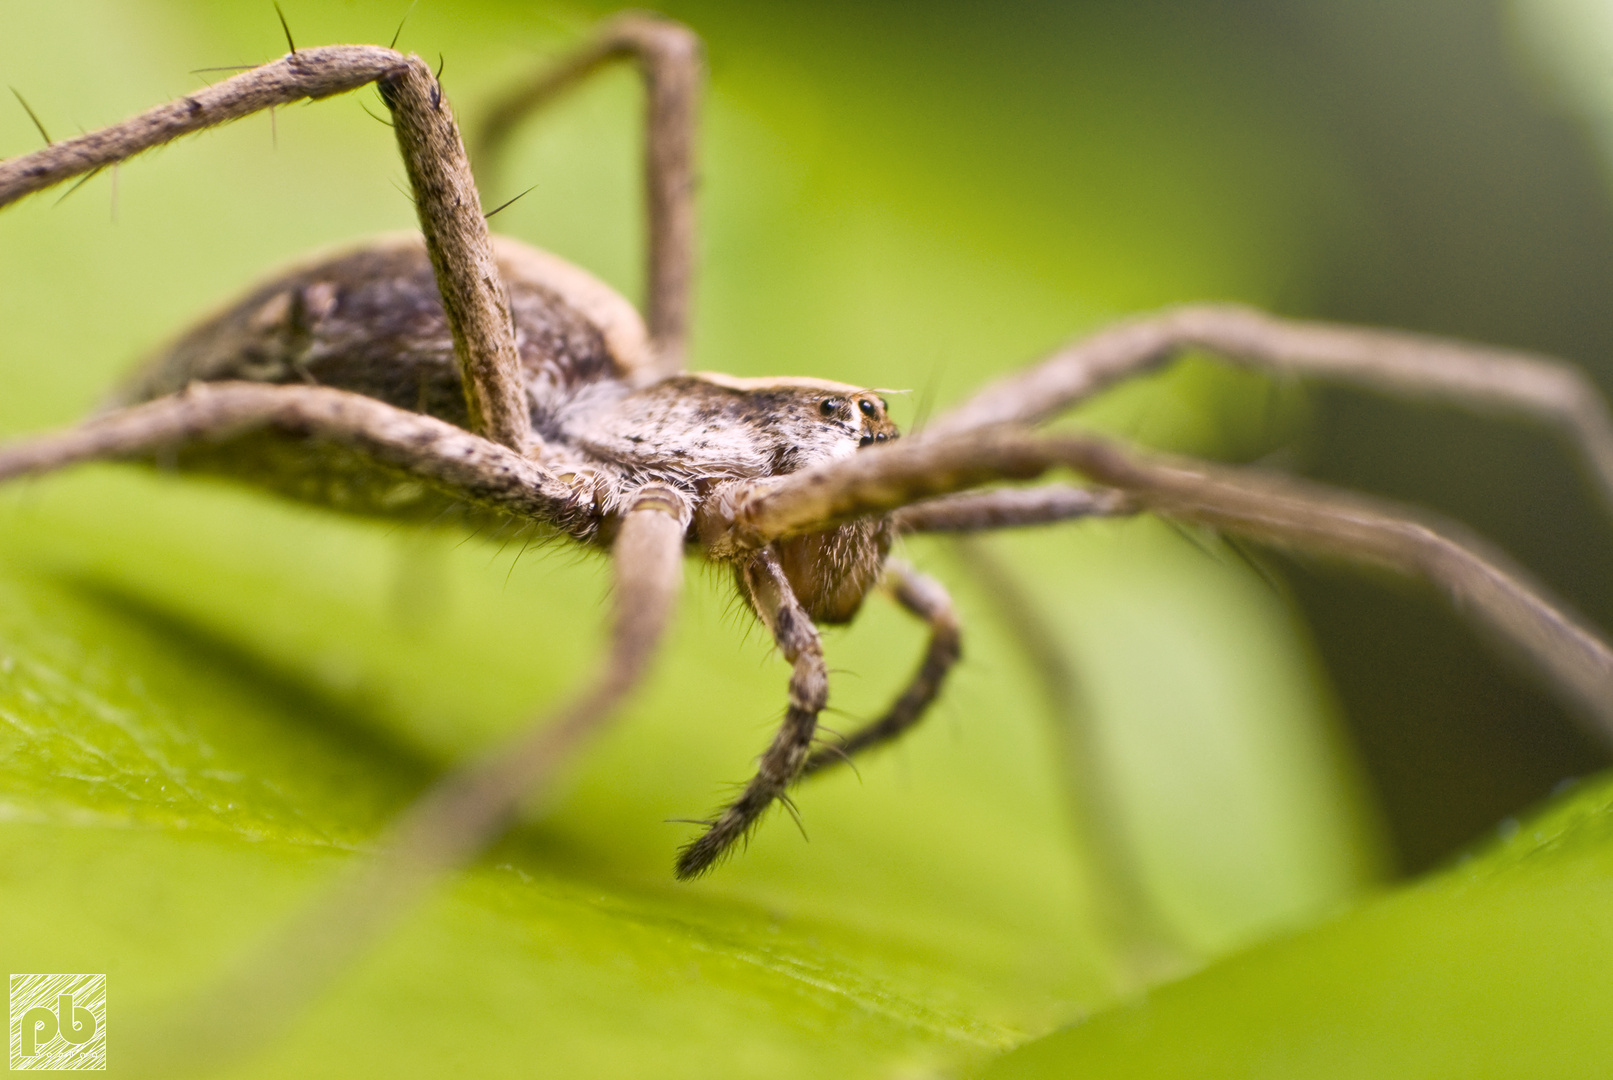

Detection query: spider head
xmin=738 ymin=383 xmax=898 ymax=621
xmin=638 ymin=375 xmax=899 ymax=623
xmin=814 ymin=391 xmax=899 ymax=448
xmin=640 ymin=374 xmax=900 ymax=474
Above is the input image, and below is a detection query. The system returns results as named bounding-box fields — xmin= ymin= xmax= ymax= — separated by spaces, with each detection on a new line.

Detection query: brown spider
xmin=3 ymin=10 xmax=1613 ymax=1057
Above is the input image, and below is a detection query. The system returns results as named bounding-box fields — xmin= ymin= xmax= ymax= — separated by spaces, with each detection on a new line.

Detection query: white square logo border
xmin=9 ymin=974 xmax=107 ymax=1071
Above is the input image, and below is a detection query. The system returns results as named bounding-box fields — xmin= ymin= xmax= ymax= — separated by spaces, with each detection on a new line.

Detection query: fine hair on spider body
xmin=4 ymin=9 xmax=1613 ymax=1071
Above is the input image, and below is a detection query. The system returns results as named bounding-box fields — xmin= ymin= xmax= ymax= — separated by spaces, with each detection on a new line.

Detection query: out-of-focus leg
xmin=473 ymin=13 xmax=702 ymax=374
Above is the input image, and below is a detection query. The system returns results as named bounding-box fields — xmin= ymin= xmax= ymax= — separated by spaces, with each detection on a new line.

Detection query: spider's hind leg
xmin=676 ymin=547 xmax=826 ymax=878
xmin=0 ymin=44 xmax=534 ymax=454
xmin=0 ymin=382 xmax=589 ymax=530
xmin=472 ymin=13 xmax=703 ymax=376
xmin=802 ymin=561 xmax=960 ymax=776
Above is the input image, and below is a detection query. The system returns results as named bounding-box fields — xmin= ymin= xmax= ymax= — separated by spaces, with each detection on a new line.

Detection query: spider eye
xmin=858 ymin=399 xmax=877 ymax=417
xmin=820 ymin=398 xmax=844 ymax=417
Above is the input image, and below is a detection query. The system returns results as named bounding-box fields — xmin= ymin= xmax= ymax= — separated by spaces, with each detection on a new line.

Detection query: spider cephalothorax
xmin=586 ymin=373 xmax=900 ymax=621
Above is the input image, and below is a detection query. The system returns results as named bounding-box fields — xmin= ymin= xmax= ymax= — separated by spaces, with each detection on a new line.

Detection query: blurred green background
xmin=2 ymin=0 xmax=1612 ymax=1076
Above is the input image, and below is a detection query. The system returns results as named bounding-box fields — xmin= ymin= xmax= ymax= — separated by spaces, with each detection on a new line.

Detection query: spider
xmin=3 ymin=9 xmax=1613 ymax=1058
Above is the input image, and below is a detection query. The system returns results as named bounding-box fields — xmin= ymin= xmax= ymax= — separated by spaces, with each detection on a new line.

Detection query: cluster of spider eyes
xmin=819 ymin=396 xmax=892 ymax=447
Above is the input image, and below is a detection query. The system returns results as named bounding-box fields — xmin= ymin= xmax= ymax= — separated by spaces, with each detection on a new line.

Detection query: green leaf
xmin=983 ymin=774 xmax=1613 ymax=1078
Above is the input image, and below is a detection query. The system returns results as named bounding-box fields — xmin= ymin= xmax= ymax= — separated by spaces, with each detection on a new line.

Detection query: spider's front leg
xmin=732 ymin=428 xmax=1613 ymax=749
xmin=676 ymin=556 xmax=961 ymax=876
xmin=928 ymin=305 xmax=1613 ymax=512
xmin=675 ymin=547 xmax=827 ymax=878
xmin=801 ymin=561 xmax=961 ymax=776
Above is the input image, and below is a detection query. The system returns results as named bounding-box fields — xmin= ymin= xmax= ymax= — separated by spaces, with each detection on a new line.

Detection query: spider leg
xmin=893 ymin=484 xmax=1137 ymax=533
xmin=927 ymin=305 xmax=1613 ymax=513
xmin=730 ymin=429 xmax=1613 ymax=746
xmin=801 ymin=561 xmax=959 ymax=775
xmin=472 ymin=13 xmax=703 ymax=376
xmin=131 ymin=487 xmax=688 ymax=1074
xmin=0 ymin=382 xmax=592 ymax=529
xmin=0 ymin=46 xmax=533 ymax=452
xmin=675 ymin=547 xmax=826 ymax=879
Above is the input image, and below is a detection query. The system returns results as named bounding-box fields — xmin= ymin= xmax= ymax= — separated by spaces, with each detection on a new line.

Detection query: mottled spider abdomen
xmin=115 ymin=232 xmax=650 ymax=435
xmin=106 ymin=233 xmax=648 ymax=524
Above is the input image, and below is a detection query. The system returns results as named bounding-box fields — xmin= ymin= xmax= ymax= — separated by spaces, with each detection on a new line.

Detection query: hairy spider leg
xmin=0 ymin=44 xmax=534 ymax=452
xmin=928 ymin=303 xmax=1613 ymax=514
xmin=676 ymin=548 xmax=829 ymax=878
xmin=671 ymin=561 xmax=962 ymax=880
xmin=0 ymin=384 xmax=585 ymax=524
xmin=472 ymin=12 xmax=702 ymax=376
xmin=892 ymin=484 xmax=1137 ymax=532
xmin=802 ymin=561 xmax=961 ymax=774
xmin=734 ymin=428 xmax=1613 ymax=747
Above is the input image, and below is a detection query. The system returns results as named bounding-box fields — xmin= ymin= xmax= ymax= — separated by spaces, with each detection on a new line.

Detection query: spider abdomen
xmin=101 ymin=233 xmax=650 ymax=527
xmin=113 ymin=233 xmax=650 ymax=438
